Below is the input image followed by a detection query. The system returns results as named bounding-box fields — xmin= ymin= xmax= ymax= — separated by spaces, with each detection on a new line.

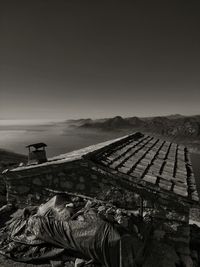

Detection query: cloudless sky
xmin=0 ymin=0 xmax=200 ymax=119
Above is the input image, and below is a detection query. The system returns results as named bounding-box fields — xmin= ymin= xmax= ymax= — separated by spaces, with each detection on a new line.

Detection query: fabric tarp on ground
xmin=0 ymin=195 xmax=140 ymax=267
xmin=28 ymin=210 xmax=138 ymax=267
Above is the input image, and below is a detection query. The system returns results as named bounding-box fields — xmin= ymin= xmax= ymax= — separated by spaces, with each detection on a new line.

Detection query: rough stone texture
xmin=0 ymin=175 xmax=6 ymax=204
xmin=3 ymin=159 xmax=135 ymax=209
xmin=92 ymin=134 xmax=199 ymax=203
xmin=0 ymin=137 xmax=195 ymax=216
xmin=142 ymin=240 xmax=180 ymax=267
xmin=2 ymin=132 xmax=199 ymax=213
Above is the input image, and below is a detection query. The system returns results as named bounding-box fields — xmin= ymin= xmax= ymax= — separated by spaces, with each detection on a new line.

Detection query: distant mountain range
xmin=67 ymin=114 xmax=200 ymax=153
xmin=68 ymin=114 xmax=200 ymax=136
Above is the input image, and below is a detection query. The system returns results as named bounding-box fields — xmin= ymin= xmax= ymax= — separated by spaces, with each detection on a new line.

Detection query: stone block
xmin=32 ymin=178 xmax=42 ymax=186
xmin=79 ymin=176 xmax=85 ymax=183
xmin=16 ymin=185 xmax=30 ymax=194
xmin=173 ymin=186 xmax=188 ymax=197
xmin=76 ymin=183 xmax=85 ymax=191
xmin=91 ymin=174 xmax=97 ymax=180
xmin=46 ymin=174 xmax=53 ymax=180
xmin=60 ymin=180 xmax=73 ymax=189
xmin=159 ymin=179 xmax=172 ymax=191
xmin=143 ymin=174 xmax=157 ymax=184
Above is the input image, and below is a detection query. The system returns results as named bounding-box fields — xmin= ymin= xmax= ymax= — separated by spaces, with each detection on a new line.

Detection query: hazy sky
xmin=1 ymin=1 xmax=200 ymax=119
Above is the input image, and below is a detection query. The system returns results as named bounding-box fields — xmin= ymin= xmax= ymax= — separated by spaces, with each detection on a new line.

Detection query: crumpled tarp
xmin=0 ymin=194 xmax=140 ymax=267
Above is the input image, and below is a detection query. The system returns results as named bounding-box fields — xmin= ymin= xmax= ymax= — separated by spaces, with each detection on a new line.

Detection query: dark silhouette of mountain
xmin=69 ymin=114 xmax=200 ymax=138
xmin=66 ymin=118 xmax=93 ymax=127
xmin=78 ymin=116 xmax=133 ymax=130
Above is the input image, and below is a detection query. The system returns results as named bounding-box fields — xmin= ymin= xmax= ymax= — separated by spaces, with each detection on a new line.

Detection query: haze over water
xmin=0 ymin=119 xmax=123 ymax=157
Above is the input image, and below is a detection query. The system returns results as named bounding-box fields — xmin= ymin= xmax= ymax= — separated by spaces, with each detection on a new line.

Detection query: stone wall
xmin=3 ymin=158 xmax=135 ymax=208
xmin=3 ymin=157 xmax=193 ymax=214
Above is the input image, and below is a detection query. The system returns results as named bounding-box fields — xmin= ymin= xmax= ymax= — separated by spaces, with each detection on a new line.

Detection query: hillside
xmin=0 ymin=149 xmax=26 ymax=170
xmin=0 ymin=149 xmax=26 ymax=205
xmin=68 ymin=114 xmax=200 ymax=153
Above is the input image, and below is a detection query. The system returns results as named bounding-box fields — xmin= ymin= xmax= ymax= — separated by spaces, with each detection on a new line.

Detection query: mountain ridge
xmin=68 ymin=114 xmax=200 ymax=136
xmin=67 ymin=114 xmax=200 ymax=153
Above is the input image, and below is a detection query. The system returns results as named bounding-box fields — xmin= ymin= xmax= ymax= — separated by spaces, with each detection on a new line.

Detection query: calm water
xmin=0 ymin=120 xmax=124 ymax=158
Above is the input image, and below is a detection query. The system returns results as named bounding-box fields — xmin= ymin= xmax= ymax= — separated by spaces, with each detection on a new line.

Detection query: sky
xmin=0 ymin=0 xmax=200 ymax=120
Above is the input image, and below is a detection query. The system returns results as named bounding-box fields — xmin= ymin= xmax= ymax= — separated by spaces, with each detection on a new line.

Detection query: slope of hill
xmin=69 ymin=115 xmax=200 ymax=136
xmin=0 ymin=149 xmax=26 ymax=170
xmin=67 ymin=114 xmax=200 ymax=153
xmin=0 ymin=149 xmax=26 ymax=204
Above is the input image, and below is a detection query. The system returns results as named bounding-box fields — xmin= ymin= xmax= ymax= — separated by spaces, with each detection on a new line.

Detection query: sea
xmin=0 ymin=119 xmax=122 ymax=157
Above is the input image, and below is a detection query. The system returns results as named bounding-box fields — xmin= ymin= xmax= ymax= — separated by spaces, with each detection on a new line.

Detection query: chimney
xmin=26 ymin=143 xmax=47 ymax=165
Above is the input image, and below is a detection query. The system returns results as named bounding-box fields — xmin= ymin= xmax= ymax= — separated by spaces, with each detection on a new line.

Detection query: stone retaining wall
xmin=3 ymin=159 xmax=131 ymax=207
xmin=3 ymin=157 xmax=193 ymax=214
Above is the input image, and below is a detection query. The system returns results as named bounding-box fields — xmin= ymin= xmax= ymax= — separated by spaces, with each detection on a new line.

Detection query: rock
xmin=177 ymin=246 xmax=190 ymax=255
xmin=16 ymin=185 xmax=30 ymax=194
xmin=33 ymin=178 xmax=42 ymax=186
xmin=179 ymin=255 xmax=194 ymax=267
xmin=65 ymin=261 xmax=75 ymax=267
xmin=0 ymin=204 xmax=13 ymax=214
xmin=91 ymin=174 xmax=97 ymax=180
xmin=76 ymin=183 xmax=85 ymax=191
xmin=50 ymin=260 xmax=64 ymax=267
xmin=75 ymin=258 xmax=85 ymax=267
xmin=60 ymin=180 xmax=73 ymax=189
xmin=79 ymin=176 xmax=85 ymax=183
xmin=142 ymin=241 xmax=180 ymax=267
xmin=191 ymin=250 xmax=198 ymax=261
xmin=98 ymin=206 xmax=106 ymax=213
xmin=153 ymin=230 xmax=166 ymax=241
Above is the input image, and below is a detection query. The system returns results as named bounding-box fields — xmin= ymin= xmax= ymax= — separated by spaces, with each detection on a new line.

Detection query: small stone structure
xmin=2 ymin=132 xmax=200 ymax=266
xmin=26 ymin=142 xmax=47 ymax=165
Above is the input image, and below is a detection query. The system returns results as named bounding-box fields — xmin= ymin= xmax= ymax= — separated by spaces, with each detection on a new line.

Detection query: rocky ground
xmin=0 ymin=145 xmax=200 ymax=266
xmin=0 ymin=192 xmax=200 ymax=267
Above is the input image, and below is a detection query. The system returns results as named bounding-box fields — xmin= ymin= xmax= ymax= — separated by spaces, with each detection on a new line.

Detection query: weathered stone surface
xmin=159 ymin=179 xmax=172 ymax=191
xmin=16 ymin=185 xmax=30 ymax=194
xmin=91 ymin=174 xmax=97 ymax=180
xmin=32 ymin=177 xmax=42 ymax=186
xmin=79 ymin=176 xmax=85 ymax=183
xmin=143 ymin=175 xmax=157 ymax=184
xmin=53 ymin=177 xmax=59 ymax=185
xmin=142 ymin=241 xmax=180 ymax=267
xmin=76 ymin=183 xmax=85 ymax=191
xmin=176 ymin=246 xmax=190 ymax=255
xmin=179 ymin=255 xmax=194 ymax=267
xmin=46 ymin=174 xmax=53 ymax=180
xmin=153 ymin=229 xmax=166 ymax=241
xmin=2 ymin=132 xmax=199 ymax=211
xmin=173 ymin=186 xmax=188 ymax=197
xmin=60 ymin=180 xmax=73 ymax=189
